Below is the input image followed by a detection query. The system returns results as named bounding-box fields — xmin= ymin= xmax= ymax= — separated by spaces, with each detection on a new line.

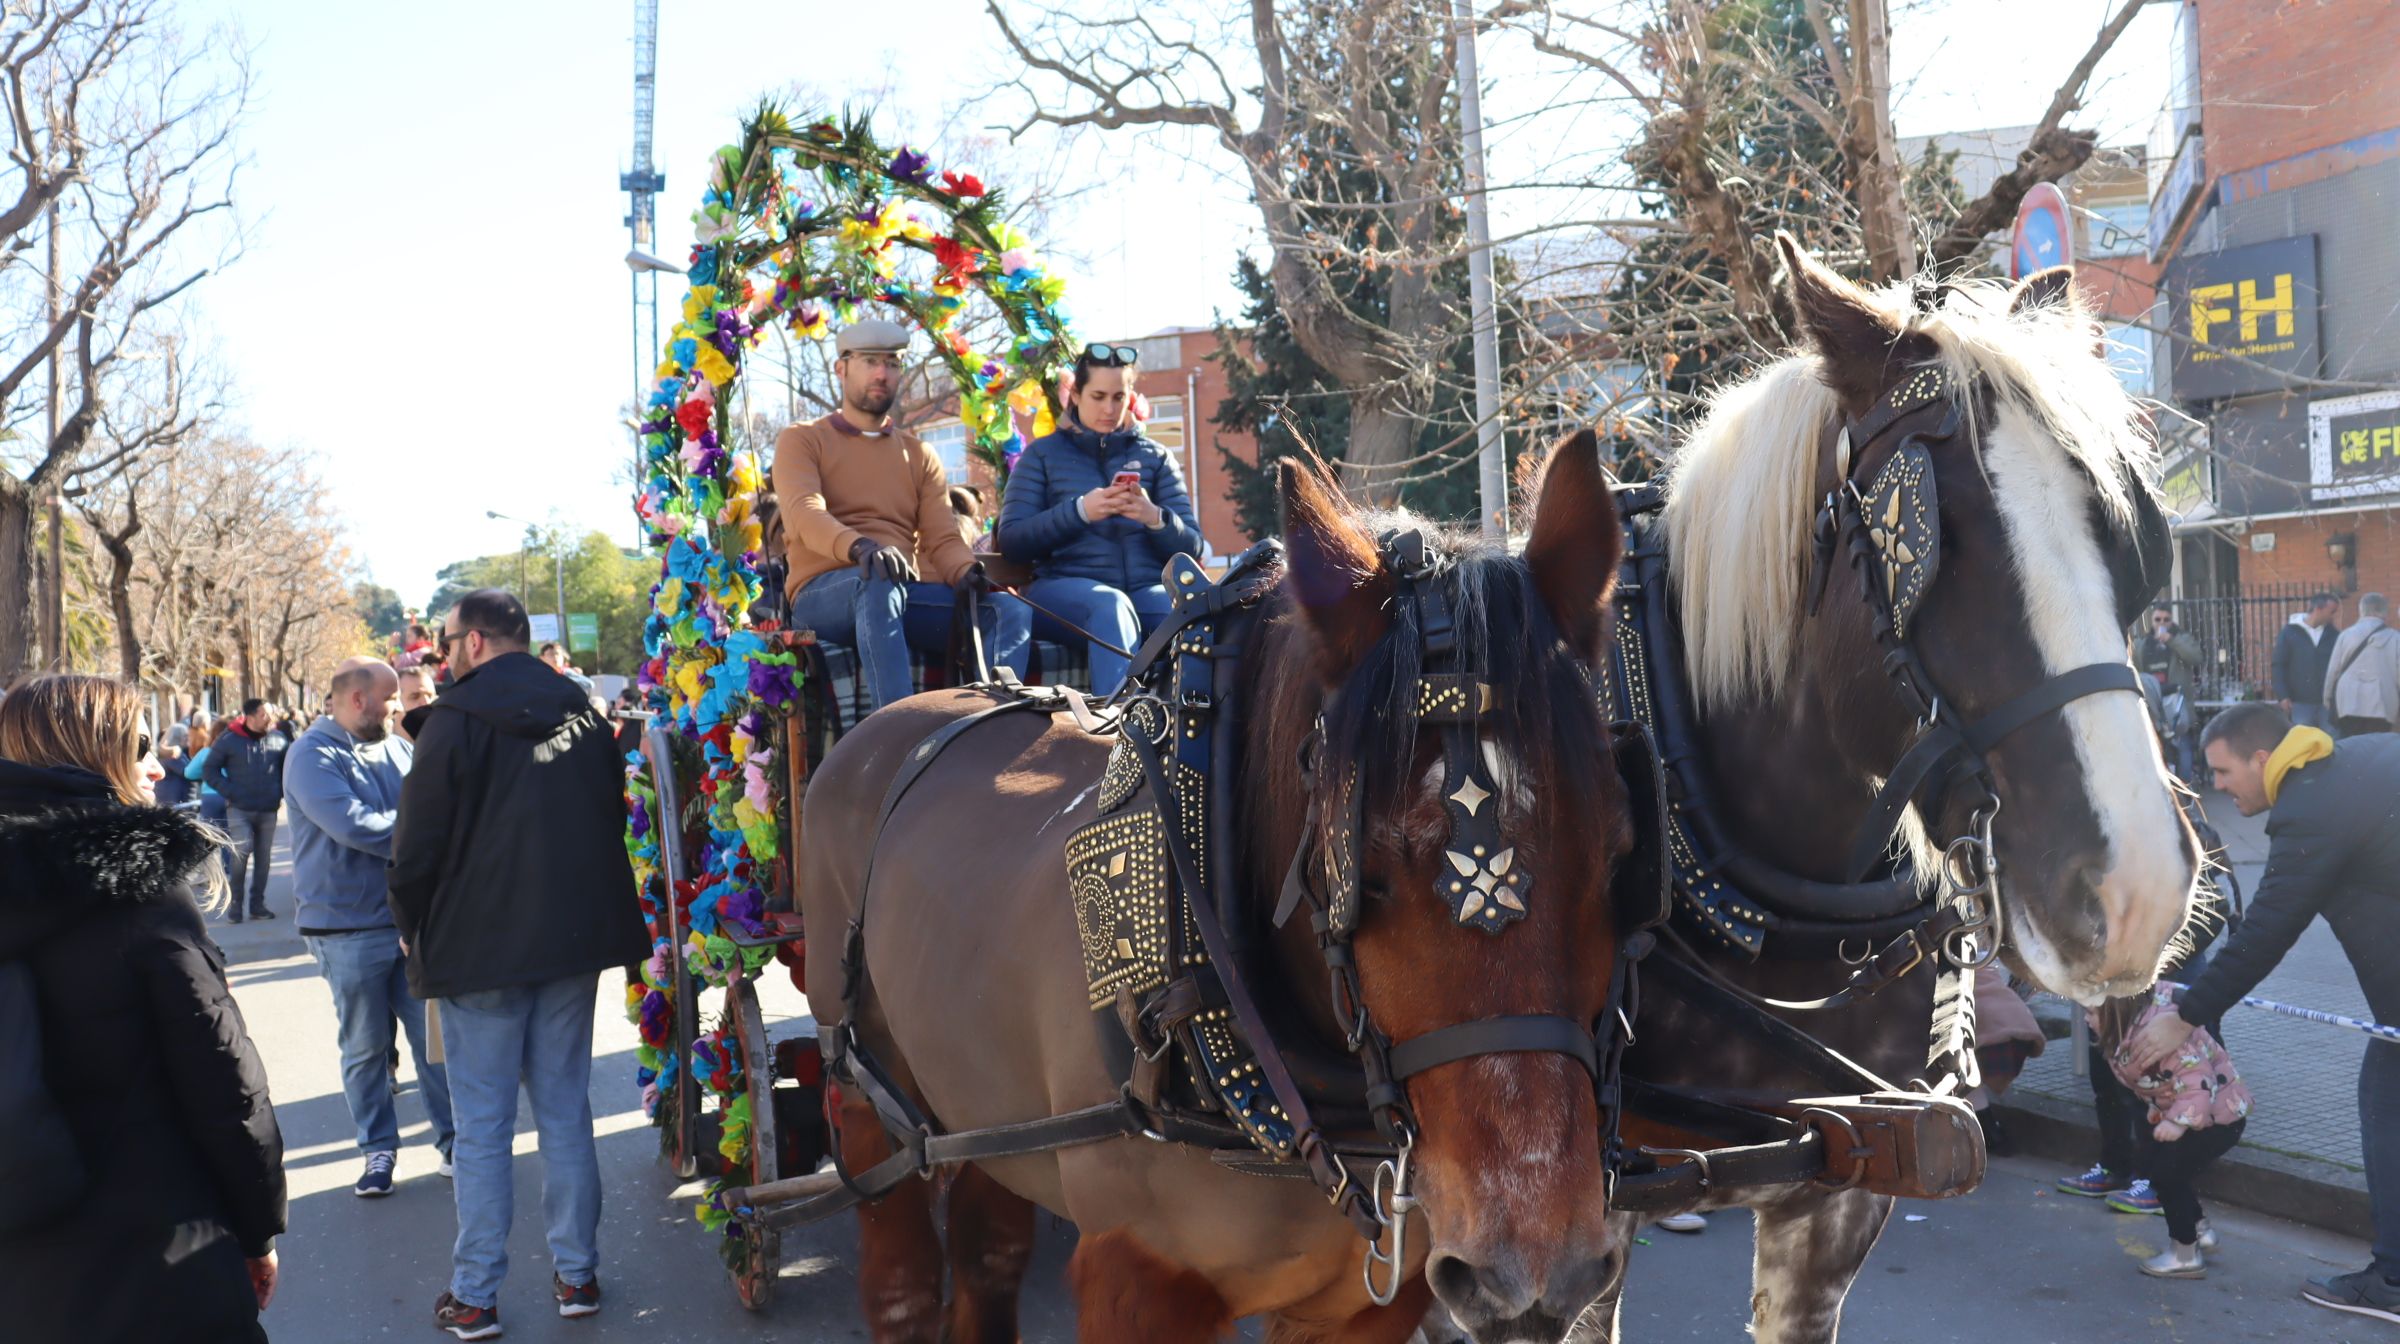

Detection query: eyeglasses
xmin=136 ymin=733 xmax=152 ymax=759
xmin=438 ymin=627 xmax=465 ymax=653
xmin=1080 ymin=343 xmax=1141 ymax=368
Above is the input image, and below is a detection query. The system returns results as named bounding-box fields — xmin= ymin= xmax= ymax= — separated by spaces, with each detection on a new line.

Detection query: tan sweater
xmin=770 ymin=414 xmax=978 ymax=594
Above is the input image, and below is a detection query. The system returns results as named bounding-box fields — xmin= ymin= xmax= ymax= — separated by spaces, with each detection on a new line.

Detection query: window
xmin=920 ymin=419 xmax=969 ymax=483
xmin=2082 ymin=202 xmax=2146 ymax=258
xmin=1144 ymin=395 xmax=1186 ymax=451
xmin=2102 ymin=324 xmax=2152 ymax=397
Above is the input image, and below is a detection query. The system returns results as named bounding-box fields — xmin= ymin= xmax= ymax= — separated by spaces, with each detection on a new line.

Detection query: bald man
xmin=286 ymin=656 xmax=455 ymax=1196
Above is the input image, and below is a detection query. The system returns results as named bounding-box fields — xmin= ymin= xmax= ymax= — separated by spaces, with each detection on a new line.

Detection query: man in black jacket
xmin=391 ymin=590 xmax=649 ymax=1337
xmin=2271 ymin=592 xmax=2341 ymax=731
xmin=2132 ymin=703 xmax=2400 ymax=1323
xmin=200 ymin=698 xmax=290 ymax=921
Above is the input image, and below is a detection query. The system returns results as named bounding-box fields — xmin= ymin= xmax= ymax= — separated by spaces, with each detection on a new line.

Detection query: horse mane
xmin=1662 ymin=276 xmax=2158 ymax=712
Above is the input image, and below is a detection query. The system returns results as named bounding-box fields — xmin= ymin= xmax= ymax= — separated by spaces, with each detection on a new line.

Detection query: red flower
xmin=940 ymin=171 xmax=986 ymax=199
xmin=675 ymin=398 xmax=712 ymax=439
xmin=932 ymin=236 xmax=981 ymax=289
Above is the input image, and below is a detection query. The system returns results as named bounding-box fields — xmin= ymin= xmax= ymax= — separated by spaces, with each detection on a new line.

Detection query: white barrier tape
xmin=2236 ymin=994 xmax=2400 ymax=1044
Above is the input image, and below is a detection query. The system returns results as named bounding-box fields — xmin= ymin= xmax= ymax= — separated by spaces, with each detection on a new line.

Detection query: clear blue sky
xmin=179 ymin=0 xmax=2169 ymax=609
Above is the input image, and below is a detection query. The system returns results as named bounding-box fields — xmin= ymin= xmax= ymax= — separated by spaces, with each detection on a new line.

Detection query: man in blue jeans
xmin=286 ymin=656 xmax=453 ymax=1198
xmin=201 ymin=697 xmax=290 ymax=920
xmin=392 ymin=590 xmax=652 ymax=1338
xmin=771 ymin=319 xmax=1030 ymax=708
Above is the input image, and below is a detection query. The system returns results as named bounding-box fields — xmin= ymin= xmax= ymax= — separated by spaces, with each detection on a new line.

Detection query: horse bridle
xmin=1806 ymin=362 xmax=2153 ymax=973
xmin=1272 ymin=527 xmax=1645 ymax=1302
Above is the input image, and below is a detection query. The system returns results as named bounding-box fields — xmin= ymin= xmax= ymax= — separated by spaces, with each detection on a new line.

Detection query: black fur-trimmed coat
xmin=0 ymin=758 xmax=286 ymax=1343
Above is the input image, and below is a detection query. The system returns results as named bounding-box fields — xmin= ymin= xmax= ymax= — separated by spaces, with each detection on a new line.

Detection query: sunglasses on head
xmin=1080 ymin=343 xmax=1140 ymax=368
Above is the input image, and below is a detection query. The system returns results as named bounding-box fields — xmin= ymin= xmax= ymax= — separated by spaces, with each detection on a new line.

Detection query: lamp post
xmin=488 ymin=510 xmax=564 ymax=650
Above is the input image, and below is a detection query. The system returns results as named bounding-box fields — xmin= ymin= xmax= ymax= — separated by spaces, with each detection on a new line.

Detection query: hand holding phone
xmin=1111 ymin=469 xmax=1142 ymax=490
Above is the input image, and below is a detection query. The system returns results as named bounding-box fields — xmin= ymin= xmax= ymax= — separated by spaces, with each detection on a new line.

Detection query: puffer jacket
xmin=2102 ymin=988 xmax=2252 ymax=1140
xmin=997 ymin=413 xmax=1201 ymax=591
xmin=198 ymin=721 xmax=288 ymax=813
xmin=0 ymin=758 xmax=285 ymax=1342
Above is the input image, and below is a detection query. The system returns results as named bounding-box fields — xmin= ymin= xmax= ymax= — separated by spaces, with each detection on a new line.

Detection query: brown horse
xmin=1559 ymin=240 xmax=2203 ymax=1343
xmin=800 ymin=440 xmax=1636 ymax=1343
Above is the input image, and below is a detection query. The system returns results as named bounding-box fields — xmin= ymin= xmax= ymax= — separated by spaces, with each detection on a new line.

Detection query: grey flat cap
xmin=836 ymin=318 xmax=911 ymax=355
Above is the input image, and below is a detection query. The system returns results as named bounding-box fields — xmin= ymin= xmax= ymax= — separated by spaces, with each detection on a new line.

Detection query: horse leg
xmin=1748 ymin=1189 xmax=1893 ymax=1344
xmin=1068 ymin=1227 xmax=1234 ymax=1343
xmin=944 ymin=1163 xmax=1038 ymax=1344
xmin=839 ymin=1092 xmax=947 ymax=1343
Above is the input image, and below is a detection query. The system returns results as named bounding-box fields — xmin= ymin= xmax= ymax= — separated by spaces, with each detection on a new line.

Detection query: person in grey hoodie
xmin=285 ymin=657 xmax=453 ymax=1198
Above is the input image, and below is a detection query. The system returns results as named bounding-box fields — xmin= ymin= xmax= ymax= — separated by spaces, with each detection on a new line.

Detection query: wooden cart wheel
xmin=727 ymin=972 xmax=781 ymax=1310
xmin=642 ymin=725 xmax=710 ymax=1179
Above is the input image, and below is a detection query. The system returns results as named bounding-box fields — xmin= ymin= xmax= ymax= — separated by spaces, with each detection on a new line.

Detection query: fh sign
xmin=2311 ymin=389 xmax=2400 ymax=503
xmin=2168 ymin=236 xmax=2321 ymax=401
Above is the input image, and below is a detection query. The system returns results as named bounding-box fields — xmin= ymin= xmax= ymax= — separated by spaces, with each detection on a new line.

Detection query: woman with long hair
xmin=0 ymin=674 xmax=287 ymax=1342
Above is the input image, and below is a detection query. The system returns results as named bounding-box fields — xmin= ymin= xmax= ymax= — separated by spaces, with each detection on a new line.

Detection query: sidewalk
xmin=1999 ymin=787 xmax=2378 ymax=1239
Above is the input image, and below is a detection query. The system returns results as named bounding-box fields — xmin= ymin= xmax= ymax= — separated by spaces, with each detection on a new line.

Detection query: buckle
xmin=1804 ymin=1106 xmax=1871 ymax=1191
xmin=1638 ymin=1145 xmax=1713 ymax=1194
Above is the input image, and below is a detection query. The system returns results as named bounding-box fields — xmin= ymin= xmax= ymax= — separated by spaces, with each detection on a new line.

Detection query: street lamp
xmin=626 ymin=248 xmax=687 ymax=547
xmin=488 ymin=510 xmax=565 ymax=651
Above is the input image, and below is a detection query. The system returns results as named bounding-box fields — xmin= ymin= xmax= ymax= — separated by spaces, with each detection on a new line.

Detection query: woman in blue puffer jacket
xmin=998 ymin=344 xmax=1201 ymax=693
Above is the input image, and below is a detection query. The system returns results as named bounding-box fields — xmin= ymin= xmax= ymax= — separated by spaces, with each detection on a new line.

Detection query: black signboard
xmin=2312 ymin=390 xmax=2400 ymax=501
xmin=2168 ymin=235 xmax=2321 ymax=401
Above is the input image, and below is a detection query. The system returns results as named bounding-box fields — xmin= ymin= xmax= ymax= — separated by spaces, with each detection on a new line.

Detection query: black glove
xmin=850 ymin=538 xmax=918 ymax=585
xmin=955 ymin=560 xmax=991 ymax=595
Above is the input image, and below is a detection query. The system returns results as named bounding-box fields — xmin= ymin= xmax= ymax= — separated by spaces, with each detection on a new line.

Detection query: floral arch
xmin=620 ymin=105 xmax=1078 ymax=1239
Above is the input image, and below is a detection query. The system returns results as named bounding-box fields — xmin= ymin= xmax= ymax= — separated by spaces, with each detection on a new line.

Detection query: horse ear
xmin=1525 ymin=429 xmax=1622 ymax=661
xmin=1278 ymin=454 xmax=1392 ymax=679
xmin=1774 ymin=231 xmax=1911 ymax=413
xmin=2009 ymin=265 xmax=2077 ymax=315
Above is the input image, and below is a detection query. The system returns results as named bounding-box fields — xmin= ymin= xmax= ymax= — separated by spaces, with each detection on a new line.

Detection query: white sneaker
xmin=1656 ymin=1211 xmax=1708 ymax=1234
xmin=2194 ymin=1219 xmax=2218 ymax=1252
xmin=2141 ymin=1241 xmax=2206 ymax=1279
xmin=437 ymin=1152 xmax=454 ymax=1179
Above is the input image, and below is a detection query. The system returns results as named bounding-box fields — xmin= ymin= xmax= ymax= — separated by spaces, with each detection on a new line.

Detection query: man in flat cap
xmin=773 ymin=319 xmax=1030 ymax=709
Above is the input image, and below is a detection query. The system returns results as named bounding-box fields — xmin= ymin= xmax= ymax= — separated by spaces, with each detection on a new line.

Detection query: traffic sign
xmin=2011 ymin=182 xmax=2071 ymax=279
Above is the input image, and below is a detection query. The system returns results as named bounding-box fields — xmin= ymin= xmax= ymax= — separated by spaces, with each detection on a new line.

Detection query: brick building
xmin=2137 ymin=0 xmax=2400 ymax=697
xmin=917 ymin=327 xmax=1259 ymax=563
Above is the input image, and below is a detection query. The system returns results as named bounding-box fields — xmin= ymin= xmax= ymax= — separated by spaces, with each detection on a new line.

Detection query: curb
xmin=1992 ymin=1090 xmax=2371 ymax=1242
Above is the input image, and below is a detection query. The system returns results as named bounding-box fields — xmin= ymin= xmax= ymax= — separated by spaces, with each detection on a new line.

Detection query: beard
xmin=848 ymin=385 xmax=895 ymax=418
xmin=354 ymin=718 xmax=390 ymax=744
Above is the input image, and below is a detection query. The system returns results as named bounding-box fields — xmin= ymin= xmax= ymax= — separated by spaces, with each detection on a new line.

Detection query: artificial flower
xmin=940 ymin=171 xmax=986 ymax=199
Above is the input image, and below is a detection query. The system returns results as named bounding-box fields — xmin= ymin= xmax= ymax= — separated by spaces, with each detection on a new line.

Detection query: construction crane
xmin=622 ymin=0 xmax=674 ymax=523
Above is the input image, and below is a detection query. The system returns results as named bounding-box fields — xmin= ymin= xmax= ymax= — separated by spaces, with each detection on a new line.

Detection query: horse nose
xmin=1429 ymin=1250 xmax=1539 ymax=1324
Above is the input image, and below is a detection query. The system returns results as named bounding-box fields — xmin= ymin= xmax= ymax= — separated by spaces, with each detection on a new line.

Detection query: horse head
xmin=1253 ymin=440 xmax=1631 ymax=1339
xmin=1667 ymin=235 xmax=2197 ymax=1005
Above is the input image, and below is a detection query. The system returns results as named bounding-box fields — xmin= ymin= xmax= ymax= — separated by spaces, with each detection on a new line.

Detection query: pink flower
xmin=1001 ymin=248 xmax=1036 ymax=275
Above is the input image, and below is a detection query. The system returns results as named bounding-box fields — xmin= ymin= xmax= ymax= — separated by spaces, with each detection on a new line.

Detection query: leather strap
xmin=1388 ymin=1014 xmax=1599 ymax=1082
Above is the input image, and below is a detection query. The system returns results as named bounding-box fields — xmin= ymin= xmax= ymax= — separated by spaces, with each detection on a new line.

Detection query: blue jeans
xmin=789 ymin=568 xmax=1031 ymax=710
xmin=224 ymin=807 xmax=277 ymax=914
xmin=1025 ymin=577 xmax=1173 ymax=695
xmin=440 ymin=972 xmax=604 ymax=1308
xmin=2291 ymin=702 xmax=2329 ymax=730
xmin=304 ymin=929 xmax=453 ymax=1156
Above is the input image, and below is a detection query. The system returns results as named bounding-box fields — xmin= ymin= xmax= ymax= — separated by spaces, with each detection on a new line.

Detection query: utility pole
xmin=43 ymin=198 xmax=63 ymax=668
xmin=1453 ymin=0 xmax=1507 ymax=538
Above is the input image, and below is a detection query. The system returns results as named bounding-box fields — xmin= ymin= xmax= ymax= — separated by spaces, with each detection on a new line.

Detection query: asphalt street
xmin=222 ymin=821 xmax=2382 ymax=1343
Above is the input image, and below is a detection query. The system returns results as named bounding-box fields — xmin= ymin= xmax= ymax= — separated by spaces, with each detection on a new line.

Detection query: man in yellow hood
xmin=2129 ymin=702 xmax=2400 ymax=1324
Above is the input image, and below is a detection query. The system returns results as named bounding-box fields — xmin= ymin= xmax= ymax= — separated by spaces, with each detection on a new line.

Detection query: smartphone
xmin=1111 ymin=469 xmax=1142 ymax=489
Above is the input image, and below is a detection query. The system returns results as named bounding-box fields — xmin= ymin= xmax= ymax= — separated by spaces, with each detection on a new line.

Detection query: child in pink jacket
xmin=2095 ymin=984 xmax=2252 ymax=1279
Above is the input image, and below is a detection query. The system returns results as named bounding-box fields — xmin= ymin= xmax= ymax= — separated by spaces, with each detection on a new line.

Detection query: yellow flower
xmin=655 ymin=358 xmax=683 ymax=382
xmin=728 ymin=454 xmax=762 ymax=497
xmin=681 ymin=284 xmax=721 ymax=326
xmin=693 ymin=344 xmax=738 ymax=389
xmin=1033 ymin=405 xmax=1055 ymax=439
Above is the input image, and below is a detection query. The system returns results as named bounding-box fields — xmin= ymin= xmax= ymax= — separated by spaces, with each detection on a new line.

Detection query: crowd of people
xmin=0 ymin=588 xmax=650 ymax=1341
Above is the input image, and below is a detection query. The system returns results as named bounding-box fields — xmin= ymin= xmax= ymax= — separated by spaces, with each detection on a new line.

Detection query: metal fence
xmin=2157 ymin=583 xmax=2319 ymax=707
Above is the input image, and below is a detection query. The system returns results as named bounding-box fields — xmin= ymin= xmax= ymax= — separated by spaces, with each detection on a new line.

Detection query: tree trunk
xmin=1341 ymin=396 xmax=1420 ymax=507
xmin=102 ymin=531 xmax=140 ymax=682
xmin=1846 ymin=0 xmax=1913 ymax=281
xmin=0 ymin=480 xmax=38 ymax=681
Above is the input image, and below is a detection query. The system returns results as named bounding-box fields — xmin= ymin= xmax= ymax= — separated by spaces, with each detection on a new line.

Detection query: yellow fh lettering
xmin=2190 ymin=283 xmax=2235 ymax=344
xmin=2237 ymin=273 xmax=2295 ymax=340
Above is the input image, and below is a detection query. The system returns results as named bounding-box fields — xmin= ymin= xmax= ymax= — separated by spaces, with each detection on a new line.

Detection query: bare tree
xmin=0 ymin=0 xmax=247 ymax=679
xmin=987 ymin=0 xmax=1485 ymax=501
